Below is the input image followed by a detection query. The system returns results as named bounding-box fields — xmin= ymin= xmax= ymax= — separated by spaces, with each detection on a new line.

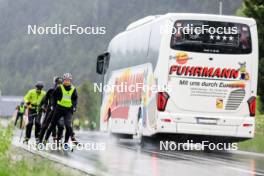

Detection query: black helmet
xmin=53 ymin=76 xmax=62 ymax=85
xmin=35 ymin=81 xmax=44 ymax=90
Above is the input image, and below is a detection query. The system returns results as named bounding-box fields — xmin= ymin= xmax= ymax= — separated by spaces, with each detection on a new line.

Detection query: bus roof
xmin=126 ymin=13 xmax=256 ymax=31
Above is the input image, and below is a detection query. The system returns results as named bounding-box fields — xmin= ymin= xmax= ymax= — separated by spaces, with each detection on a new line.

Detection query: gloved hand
xmin=72 ymin=107 xmax=77 ymax=112
xmin=25 ymin=102 xmax=30 ymax=109
xmin=41 ymin=106 xmax=47 ymax=113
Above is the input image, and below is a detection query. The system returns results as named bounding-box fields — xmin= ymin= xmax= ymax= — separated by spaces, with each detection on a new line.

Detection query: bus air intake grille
xmin=225 ymin=89 xmax=245 ymax=110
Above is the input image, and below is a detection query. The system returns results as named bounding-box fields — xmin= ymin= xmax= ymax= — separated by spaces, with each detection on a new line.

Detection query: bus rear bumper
xmin=155 ymin=112 xmax=255 ymax=140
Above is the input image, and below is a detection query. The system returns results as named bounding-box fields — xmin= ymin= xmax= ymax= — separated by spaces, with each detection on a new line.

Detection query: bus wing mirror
xmin=96 ymin=52 xmax=110 ymax=75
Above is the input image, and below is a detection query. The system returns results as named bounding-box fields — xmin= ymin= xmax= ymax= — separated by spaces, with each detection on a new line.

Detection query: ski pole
xmin=19 ymin=124 xmax=24 ymax=142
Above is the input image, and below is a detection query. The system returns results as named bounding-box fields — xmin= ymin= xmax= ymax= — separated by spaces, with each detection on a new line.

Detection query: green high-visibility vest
xmin=19 ymin=105 xmax=25 ymax=113
xmin=57 ymin=85 xmax=75 ymax=108
xmin=24 ymin=89 xmax=46 ymax=109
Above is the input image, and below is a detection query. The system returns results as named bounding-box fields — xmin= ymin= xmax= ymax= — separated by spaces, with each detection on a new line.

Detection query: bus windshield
xmin=170 ymin=20 xmax=252 ymax=54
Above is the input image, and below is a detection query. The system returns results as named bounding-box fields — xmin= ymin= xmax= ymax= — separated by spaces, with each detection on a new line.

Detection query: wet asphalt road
xmin=13 ymin=130 xmax=264 ymax=176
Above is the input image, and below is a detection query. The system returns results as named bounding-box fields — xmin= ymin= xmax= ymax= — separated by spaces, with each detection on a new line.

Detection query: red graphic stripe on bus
xmin=102 ymin=70 xmax=145 ymax=122
xmin=111 ymin=107 xmax=130 ymax=119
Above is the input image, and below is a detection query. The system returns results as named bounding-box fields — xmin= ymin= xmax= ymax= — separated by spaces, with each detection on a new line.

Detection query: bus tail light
xmin=161 ymin=118 xmax=172 ymax=123
xmin=157 ymin=92 xmax=170 ymax=111
xmin=247 ymin=96 xmax=256 ymax=117
xmin=243 ymin=123 xmax=253 ymax=127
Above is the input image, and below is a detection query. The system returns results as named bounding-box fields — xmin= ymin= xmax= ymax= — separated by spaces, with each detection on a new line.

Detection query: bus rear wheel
xmin=134 ymin=108 xmax=144 ymax=144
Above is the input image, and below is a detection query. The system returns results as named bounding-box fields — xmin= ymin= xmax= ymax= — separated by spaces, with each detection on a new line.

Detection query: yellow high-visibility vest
xmin=19 ymin=105 xmax=25 ymax=113
xmin=24 ymin=89 xmax=46 ymax=109
xmin=57 ymin=85 xmax=75 ymax=108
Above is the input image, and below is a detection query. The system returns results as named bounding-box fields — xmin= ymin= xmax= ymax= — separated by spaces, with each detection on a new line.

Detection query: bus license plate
xmin=197 ymin=118 xmax=218 ymax=125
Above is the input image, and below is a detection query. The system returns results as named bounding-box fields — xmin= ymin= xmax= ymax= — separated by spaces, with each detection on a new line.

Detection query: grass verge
xmin=238 ymin=97 xmax=264 ymax=153
xmin=0 ymin=122 xmax=86 ymax=176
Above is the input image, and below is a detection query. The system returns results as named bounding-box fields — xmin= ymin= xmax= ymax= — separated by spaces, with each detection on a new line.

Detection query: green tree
xmin=75 ymin=80 xmax=100 ymax=129
xmin=237 ymin=0 xmax=264 ymax=112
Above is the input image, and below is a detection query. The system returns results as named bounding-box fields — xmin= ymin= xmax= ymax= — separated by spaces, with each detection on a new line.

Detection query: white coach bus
xmin=96 ymin=13 xmax=258 ymax=143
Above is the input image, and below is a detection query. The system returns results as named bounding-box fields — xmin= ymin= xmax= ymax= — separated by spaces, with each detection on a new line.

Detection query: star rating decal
xmin=209 ymin=35 xmax=234 ymax=41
